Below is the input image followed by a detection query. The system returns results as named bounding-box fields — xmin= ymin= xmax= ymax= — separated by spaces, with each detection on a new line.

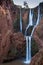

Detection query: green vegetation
xmin=31 ymin=38 xmax=39 ymax=57
xmin=13 ymin=19 xmax=20 ymax=32
xmin=13 ymin=16 xmax=20 ymax=32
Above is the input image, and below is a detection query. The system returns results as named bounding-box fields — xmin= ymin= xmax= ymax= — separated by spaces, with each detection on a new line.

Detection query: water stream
xmin=24 ymin=6 xmax=40 ymax=64
xmin=25 ymin=9 xmax=33 ymax=35
xmin=20 ymin=6 xmax=40 ymax=64
xmin=20 ymin=8 xmax=22 ymax=32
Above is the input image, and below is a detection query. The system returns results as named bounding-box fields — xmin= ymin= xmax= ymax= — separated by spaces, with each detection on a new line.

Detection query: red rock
xmin=30 ymin=48 xmax=43 ymax=65
xmin=0 ymin=5 xmax=25 ymax=63
xmin=33 ymin=17 xmax=43 ymax=49
xmin=12 ymin=32 xmax=25 ymax=48
xmin=30 ymin=17 xmax=43 ymax=65
xmin=22 ymin=11 xmax=28 ymax=22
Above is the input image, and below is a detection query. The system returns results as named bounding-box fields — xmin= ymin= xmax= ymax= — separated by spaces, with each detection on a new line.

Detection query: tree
xmin=24 ymin=1 xmax=28 ymax=8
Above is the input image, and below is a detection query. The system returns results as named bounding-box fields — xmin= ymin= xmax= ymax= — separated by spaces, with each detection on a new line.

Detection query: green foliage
xmin=13 ymin=18 xmax=20 ymax=32
xmin=7 ymin=38 xmax=39 ymax=58
xmin=31 ymin=38 xmax=39 ymax=57
xmin=7 ymin=44 xmax=18 ymax=57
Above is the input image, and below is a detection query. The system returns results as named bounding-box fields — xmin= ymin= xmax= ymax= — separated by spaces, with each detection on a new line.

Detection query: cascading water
xmin=29 ymin=9 xmax=33 ymax=26
xmin=25 ymin=36 xmax=31 ymax=64
xmin=25 ymin=9 xmax=33 ymax=35
xmin=24 ymin=6 xmax=40 ymax=64
xmin=24 ymin=9 xmax=33 ymax=64
xmin=31 ymin=6 xmax=40 ymax=37
xmin=19 ymin=5 xmax=40 ymax=64
xmin=20 ymin=8 xmax=22 ymax=32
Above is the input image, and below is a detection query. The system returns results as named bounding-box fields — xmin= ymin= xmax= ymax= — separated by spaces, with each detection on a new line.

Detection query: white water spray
xmin=24 ymin=6 xmax=40 ymax=64
xmin=19 ymin=5 xmax=40 ymax=64
xmin=25 ymin=36 xmax=31 ymax=64
xmin=25 ymin=9 xmax=33 ymax=35
xmin=31 ymin=6 xmax=40 ymax=37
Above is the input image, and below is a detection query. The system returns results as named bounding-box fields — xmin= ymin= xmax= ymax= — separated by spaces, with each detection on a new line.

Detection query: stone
xmin=33 ymin=17 xmax=43 ymax=49
xmin=30 ymin=17 xmax=43 ymax=65
xmin=0 ymin=5 xmax=26 ymax=63
xmin=30 ymin=48 xmax=43 ymax=65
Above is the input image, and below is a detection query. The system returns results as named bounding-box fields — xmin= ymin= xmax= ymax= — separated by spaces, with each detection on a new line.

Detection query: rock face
xmin=22 ymin=11 xmax=28 ymax=22
xmin=11 ymin=32 xmax=26 ymax=57
xmin=30 ymin=48 xmax=43 ymax=65
xmin=22 ymin=10 xmax=29 ymax=34
xmin=33 ymin=18 xmax=43 ymax=49
xmin=0 ymin=0 xmax=26 ymax=63
xmin=0 ymin=5 xmax=12 ymax=62
xmin=30 ymin=17 xmax=43 ymax=65
xmin=0 ymin=0 xmax=43 ymax=64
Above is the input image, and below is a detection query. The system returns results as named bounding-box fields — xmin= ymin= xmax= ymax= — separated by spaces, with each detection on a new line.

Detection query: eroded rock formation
xmin=0 ymin=0 xmax=25 ymax=63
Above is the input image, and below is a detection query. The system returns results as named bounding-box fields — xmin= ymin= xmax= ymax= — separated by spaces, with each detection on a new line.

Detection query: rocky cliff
xmin=33 ymin=17 xmax=43 ymax=49
xmin=0 ymin=0 xmax=26 ymax=63
xmin=30 ymin=48 xmax=43 ymax=65
xmin=30 ymin=17 xmax=43 ymax=65
xmin=0 ymin=0 xmax=43 ymax=64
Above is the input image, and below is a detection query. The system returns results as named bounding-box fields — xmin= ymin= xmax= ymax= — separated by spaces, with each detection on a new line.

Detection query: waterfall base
xmin=24 ymin=60 xmax=31 ymax=64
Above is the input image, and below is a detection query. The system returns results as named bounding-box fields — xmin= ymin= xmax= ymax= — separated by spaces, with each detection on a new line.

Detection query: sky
xmin=13 ymin=0 xmax=43 ymax=8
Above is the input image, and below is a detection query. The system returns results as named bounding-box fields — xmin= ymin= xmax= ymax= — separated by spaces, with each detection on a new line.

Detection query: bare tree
xmin=24 ymin=1 xmax=28 ymax=8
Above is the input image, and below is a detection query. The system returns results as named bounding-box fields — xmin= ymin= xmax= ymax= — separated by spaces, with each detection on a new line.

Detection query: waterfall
xmin=24 ymin=6 xmax=40 ymax=64
xmin=19 ymin=5 xmax=40 ymax=64
xmin=25 ymin=36 xmax=31 ymax=63
xmin=31 ymin=6 xmax=40 ymax=37
xmin=24 ymin=9 xmax=33 ymax=64
xmin=20 ymin=8 xmax=22 ymax=32
xmin=29 ymin=9 xmax=33 ymax=26
xmin=25 ymin=9 xmax=33 ymax=35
